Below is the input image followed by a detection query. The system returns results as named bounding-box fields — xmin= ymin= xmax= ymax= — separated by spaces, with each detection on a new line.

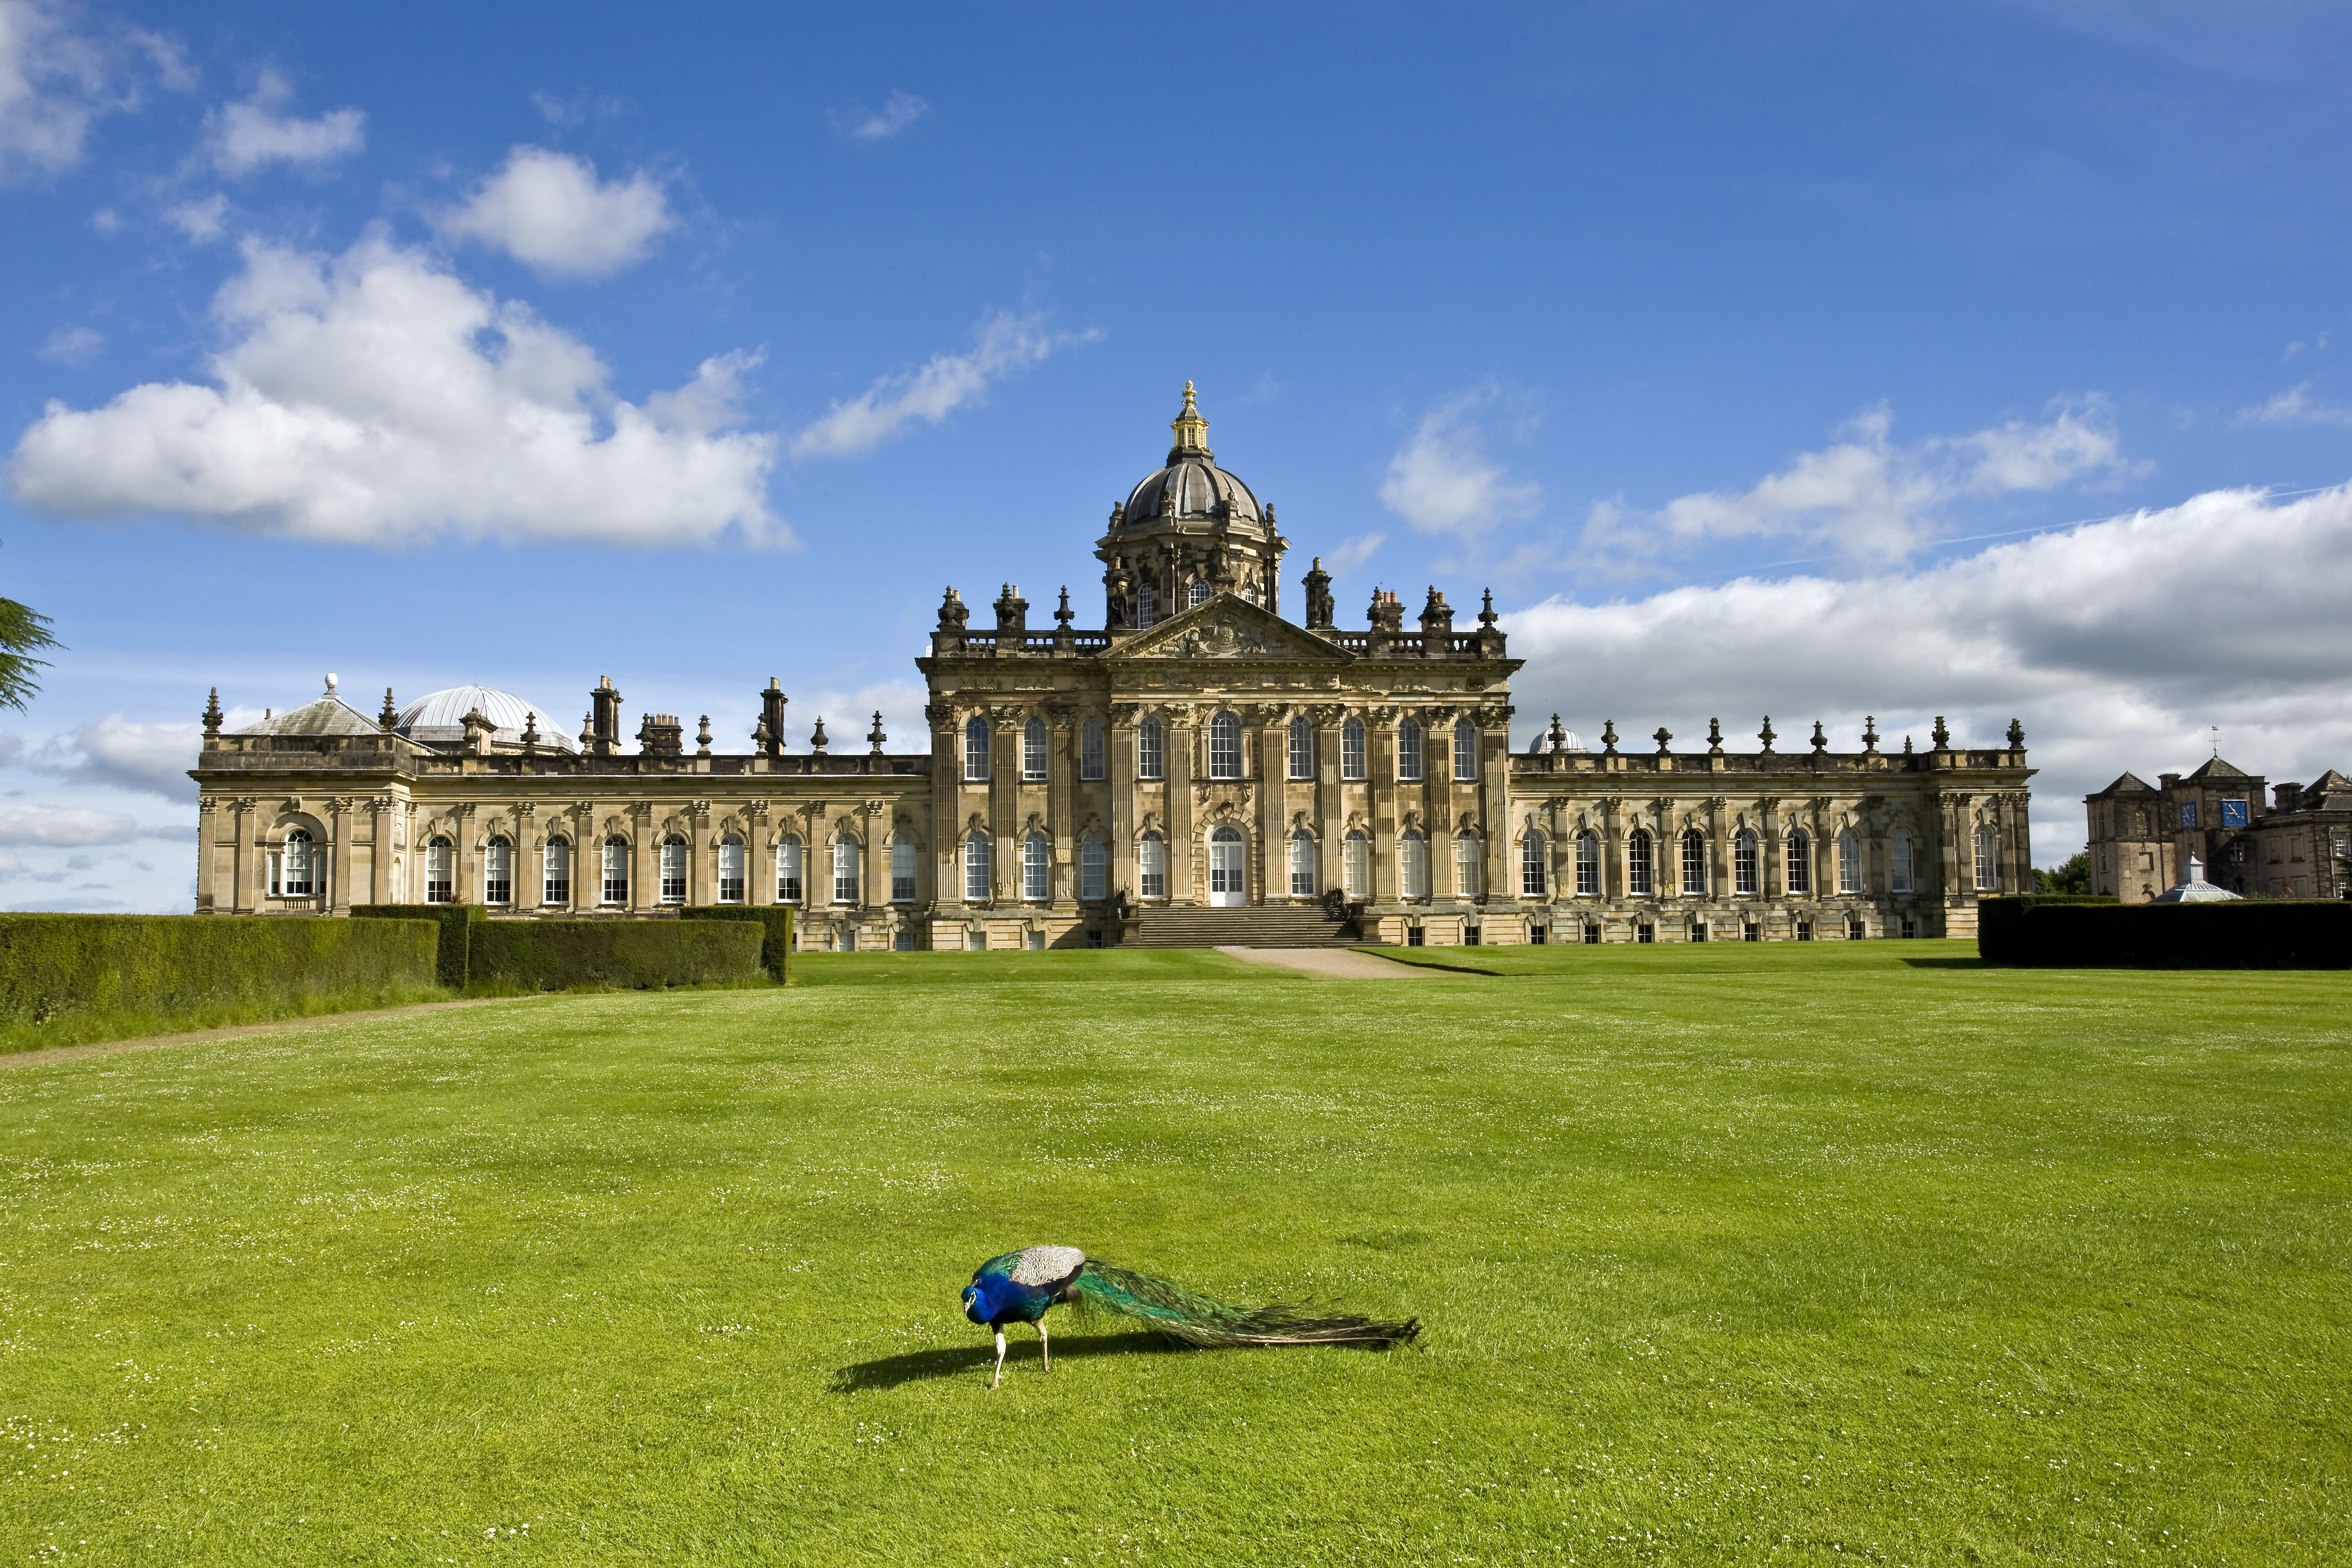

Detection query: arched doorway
xmin=1209 ymin=826 xmax=1245 ymax=907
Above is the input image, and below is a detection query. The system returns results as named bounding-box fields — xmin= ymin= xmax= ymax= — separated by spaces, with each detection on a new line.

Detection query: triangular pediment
xmin=1103 ymin=592 xmax=1351 ymax=663
xmin=2090 ymin=771 xmax=2156 ymax=797
xmin=2186 ymin=757 xmax=2253 ymax=782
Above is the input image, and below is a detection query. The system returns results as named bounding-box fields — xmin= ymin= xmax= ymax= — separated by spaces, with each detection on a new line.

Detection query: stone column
xmin=328 ymin=797 xmax=354 ymax=913
xmin=1167 ymin=706 xmax=1196 ymax=904
xmin=747 ymin=799 xmax=772 ymax=906
xmin=1369 ymin=706 xmax=1398 ymax=902
xmin=2004 ymin=790 xmax=2032 ymax=895
xmin=1316 ymin=707 xmax=1345 ymax=898
xmin=454 ymin=803 xmax=477 ymax=906
xmin=1599 ymin=796 xmax=1624 ymax=902
xmin=864 ymin=799 xmax=889 ymax=916
xmin=1760 ymin=795 xmax=1783 ymax=903
xmin=925 ymin=703 xmax=963 ymax=916
xmin=195 ymin=796 xmax=219 ymax=912
xmin=992 ymin=707 xmax=1021 ymax=905
xmin=1480 ymin=711 xmax=1510 ymax=909
xmin=1048 ymin=708 xmax=1074 ymax=905
xmin=689 ymin=800 xmax=714 ymax=906
xmin=1256 ymin=708 xmax=1284 ymax=902
xmin=632 ymin=802 xmax=655 ymax=911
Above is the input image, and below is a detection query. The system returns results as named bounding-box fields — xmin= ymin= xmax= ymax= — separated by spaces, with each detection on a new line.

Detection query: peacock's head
xmin=962 ymin=1276 xmax=1012 ymax=1326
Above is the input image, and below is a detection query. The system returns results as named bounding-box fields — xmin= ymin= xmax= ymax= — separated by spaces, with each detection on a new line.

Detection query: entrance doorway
xmin=1209 ymin=827 xmax=1245 ymax=907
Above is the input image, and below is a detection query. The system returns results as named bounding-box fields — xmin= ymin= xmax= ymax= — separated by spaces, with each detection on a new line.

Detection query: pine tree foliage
xmin=0 ymin=596 xmax=58 ymax=713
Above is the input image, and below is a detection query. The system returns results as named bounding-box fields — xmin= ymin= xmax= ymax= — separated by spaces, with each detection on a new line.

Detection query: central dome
xmin=1112 ymin=382 xmax=1265 ymax=532
xmin=396 ymin=685 xmax=577 ymax=751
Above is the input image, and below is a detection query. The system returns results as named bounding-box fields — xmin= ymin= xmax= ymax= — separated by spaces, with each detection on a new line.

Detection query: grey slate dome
xmin=395 ymin=684 xmax=577 ymax=751
xmin=1112 ymin=381 xmax=1266 ymax=531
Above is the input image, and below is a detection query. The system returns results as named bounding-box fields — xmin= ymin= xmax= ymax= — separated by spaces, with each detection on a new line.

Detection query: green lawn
xmin=2 ymin=942 xmax=2345 ymax=1565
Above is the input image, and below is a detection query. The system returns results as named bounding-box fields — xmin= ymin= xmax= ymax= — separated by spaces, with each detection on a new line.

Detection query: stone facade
xmin=2088 ymin=758 xmax=2352 ymax=901
xmin=190 ymin=387 xmax=2037 ymax=947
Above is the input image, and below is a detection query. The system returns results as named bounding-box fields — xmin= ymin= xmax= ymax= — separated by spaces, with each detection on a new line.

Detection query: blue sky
xmin=5 ymin=0 xmax=2352 ymax=909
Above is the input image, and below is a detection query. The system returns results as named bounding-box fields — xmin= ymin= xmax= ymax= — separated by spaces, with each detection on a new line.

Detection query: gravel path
xmin=0 ymin=997 xmax=532 ymax=1072
xmin=1213 ymin=946 xmax=1441 ymax=978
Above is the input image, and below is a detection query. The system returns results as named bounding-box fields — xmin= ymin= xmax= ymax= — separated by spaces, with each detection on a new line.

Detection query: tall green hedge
xmin=351 ymin=904 xmax=485 ymax=987
xmin=0 ymin=914 xmax=441 ymax=1053
xmin=467 ymin=920 xmax=764 ymax=993
xmin=676 ymin=906 xmax=793 ymax=980
xmin=1979 ymin=896 xmax=2352 ymax=969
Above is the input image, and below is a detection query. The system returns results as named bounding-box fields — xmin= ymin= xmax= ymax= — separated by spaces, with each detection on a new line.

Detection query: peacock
xmin=961 ymin=1245 xmax=1420 ymax=1388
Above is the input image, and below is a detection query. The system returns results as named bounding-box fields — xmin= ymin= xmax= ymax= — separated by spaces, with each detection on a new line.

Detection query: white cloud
xmin=836 ymin=90 xmax=929 ymax=142
xmin=207 ymin=70 xmax=363 ymax=176
xmin=6 ymin=231 xmax=781 ymax=548
xmin=1506 ymin=481 xmax=2352 ymax=862
xmin=166 ymin=191 xmax=227 ymax=241
xmin=0 ymin=0 xmax=114 ymax=180
xmin=26 ymin=714 xmax=199 ymax=797
xmin=2237 ymin=382 xmax=2352 ymax=430
xmin=436 ymin=145 xmax=675 ymax=279
xmin=1603 ymin=402 xmax=2133 ymax=566
xmin=37 ymin=324 xmax=99 ymax=363
xmin=0 ymin=799 xmax=136 ymax=844
xmin=790 ymin=311 xmax=1089 ymax=460
xmin=1320 ymin=532 xmax=1385 ymax=575
xmin=1379 ymin=390 xmax=1541 ymax=541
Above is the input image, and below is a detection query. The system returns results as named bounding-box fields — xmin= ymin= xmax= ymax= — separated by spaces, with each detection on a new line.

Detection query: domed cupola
xmin=1096 ymin=383 xmax=1289 ymax=632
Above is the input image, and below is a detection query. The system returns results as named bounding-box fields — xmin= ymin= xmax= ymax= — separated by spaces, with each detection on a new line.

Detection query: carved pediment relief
xmin=1108 ymin=595 xmax=1348 ymax=664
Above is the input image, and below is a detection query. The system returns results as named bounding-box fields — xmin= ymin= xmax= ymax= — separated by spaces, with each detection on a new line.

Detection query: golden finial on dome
xmin=1170 ymin=380 xmax=1210 ymax=455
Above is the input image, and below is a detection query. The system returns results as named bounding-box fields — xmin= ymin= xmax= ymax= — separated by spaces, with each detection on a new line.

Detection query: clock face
xmin=2221 ymin=799 xmax=2250 ymax=828
xmin=2179 ymin=802 xmax=2199 ymax=829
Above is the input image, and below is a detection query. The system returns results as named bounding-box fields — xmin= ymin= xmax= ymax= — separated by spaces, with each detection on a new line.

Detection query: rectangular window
xmin=777 ymin=841 xmax=803 ymax=904
xmin=1454 ymin=835 xmax=1481 ymax=898
xmin=1575 ymin=835 xmax=1599 ymax=897
xmin=1139 ymin=836 xmax=1167 ymax=899
xmin=718 ymin=840 xmax=746 ymax=904
xmin=1022 ymin=722 xmax=1048 ymax=782
xmin=601 ymin=842 xmax=628 ymax=906
xmin=1344 ymin=835 xmax=1368 ymax=898
xmin=1397 ymin=724 xmax=1423 ymax=782
xmin=1407 ymin=926 xmax=1425 ymax=946
xmin=1627 ymin=835 xmax=1653 ymax=896
xmin=1209 ymin=717 xmax=1241 ymax=779
xmin=1786 ymin=839 xmax=1811 ymax=897
xmin=1521 ymin=834 xmax=1546 ymax=897
xmin=660 ymin=842 xmax=687 ymax=905
xmin=1636 ymin=923 xmax=1655 ymax=943
xmin=1289 ymin=835 xmax=1317 ymax=897
xmin=1530 ymin=925 xmax=1547 ymax=945
xmin=1735 ymin=835 xmax=1759 ymax=895
xmin=1974 ymin=827 xmax=1996 ymax=891
xmin=1837 ymin=834 xmax=1860 ymax=895
xmin=1080 ymin=837 xmax=1108 ymax=901
xmin=1464 ymin=926 xmax=1481 ymax=946
xmin=1138 ymin=721 xmax=1164 ymax=781
xmin=1847 ymin=919 xmax=1866 ymax=940
xmin=484 ymin=841 xmax=512 ymax=906
xmin=543 ymin=841 xmax=571 ymax=906
xmin=1743 ymin=922 xmax=1760 ymax=942
xmin=1080 ymin=721 xmax=1105 ymax=781
xmin=891 ymin=837 xmax=917 ymax=903
xmin=1680 ymin=834 xmax=1706 ymax=896
xmin=967 ymin=929 xmax=987 ymax=951
xmin=1288 ymin=720 xmax=1313 ymax=780
xmin=1796 ymin=920 xmax=1814 ymax=941
xmin=1900 ymin=917 xmax=1918 ymax=938
xmin=1453 ymin=723 xmax=1478 ymax=782
xmin=1341 ymin=722 xmax=1365 ymax=780
xmin=1401 ymin=835 xmax=1430 ymax=899
xmin=833 ymin=842 xmax=860 ymax=905
xmin=1689 ymin=922 xmax=1708 ymax=942
xmin=965 ymin=839 xmax=991 ymax=903
xmin=1583 ymin=923 xmax=1601 ymax=945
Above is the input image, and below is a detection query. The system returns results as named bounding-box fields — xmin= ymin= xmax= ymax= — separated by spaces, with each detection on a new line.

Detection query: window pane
xmin=602 ymin=837 xmax=628 ymax=905
xmin=1138 ymin=718 xmax=1163 ymax=780
xmin=1891 ymin=830 xmax=1913 ymax=893
xmin=543 ymin=838 xmax=571 ymax=906
xmin=1187 ymin=579 xmax=1211 ymax=607
xmin=1289 ymin=832 xmax=1316 ymax=896
xmin=1080 ymin=719 xmax=1105 ymax=780
xmin=1454 ymin=833 xmax=1481 ymax=897
xmin=426 ymin=837 xmax=454 ymax=905
xmin=718 ymin=834 xmax=746 ymax=904
xmin=1023 ymin=717 xmax=1048 ymax=780
xmin=1209 ymin=713 xmax=1241 ymax=779
xmin=1135 ymin=584 xmax=1155 ymax=627
xmin=777 ymin=839 xmax=803 ymax=903
xmin=1080 ymin=834 xmax=1107 ymax=900
xmin=1397 ymin=720 xmax=1422 ymax=781
xmin=1139 ymin=833 xmax=1167 ymax=898
xmin=1023 ymin=833 xmax=1051 ymax=901
xmin=1838 ymin=830 xmax=1860 ymax=895
xmin=1786 ymin=831 xmax=1811 ymax=896
xmin=1681 ymin=830 xmax=1706 ymax=896
xmin=1453 ymin=720 xmax=1477 ymax=782
xmin=891 ymin=834 xmax=917 ymax=902
xmin=1627 ymin=830 xmax=1652 ymax=896
xmin=833 ymin=839 xmax=860 ymax=905
xmin=661 ymin=837 xmax=688 ymax=904
xmin=965 ymin=833 xmax=991 ymax=902
xmin=1288 ymin=716 xmax=1312 ymax=780
xmin=1341 ymin=719 xmax=1365 ymax=780
xmin=1575 ymin=833 xmax=1599 ymax=896
xmin=284 ymin=829 xmax=314 ymax=897
xmin=1344 ymin=831 xmax=1368 ymax=897
xmin=964 ymin=717 xmax=990 ymax=780
xmin=1401 ymin=832 xmax=1429 ymax=898
xmin=1734 ymin=830 xmax=1759 ymax=895
xmin=1975 ymin=826 xmax=1996 ymax=890
xmin=485 ymin=836 xmax=512 ymax=905
xmin=1521 ymin=831 xmax=1546 ymax=897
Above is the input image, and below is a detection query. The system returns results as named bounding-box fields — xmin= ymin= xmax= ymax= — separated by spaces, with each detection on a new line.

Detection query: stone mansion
xmin=191 ymin=385 xmax=2037 ymax=949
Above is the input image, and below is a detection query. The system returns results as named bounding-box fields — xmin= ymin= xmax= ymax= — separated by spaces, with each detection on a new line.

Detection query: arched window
xmin=1785 ymin=828 xmax=1812 ymax=897
xmin=1975 ymin=825 xmax=1997 ymax=890
xmin=964 ymin=716 xmax=991 ymax=781
xmin=282 ymin=828 xmax=316 ymax=898
xmin=1288 ymin=715 xmax=1313 ymax=780
xmin=1208 ymin=824 xmax=1245 ymax=900
xmin=542 ymin=836 xmax=572 ymax=906
xmin=1397 ymin=719 xmax=1424 ymax=782
xmin=1137 ymin=716 xmax=1165 ymax=781
xmin=964 ymin=832 xmax=992 ymax=902
xmin=832 ymin=837 xmax=861 ymax=905
xmin=1733 ymin=828 xmax=1759 ymax=895
xmin=1680 ymin=829 xmax=1707 ymax=896
xmin=1399 ymin=830 xmax=1430 ymax=899
xmin=718 ymin=834 xmax=746 ymax=903
xmin=484 ymin=835 xmax=513 ymax=905
xmin=1454 ymin=831 xmax=1482 ymax=898
xmin=1521 ymin=829 xmax=1547 ymax=897
xmin=660 ymin=836 xmax=688 ymax=904
xmin=1344 ymin=830 xmax=1370 ymax=897
xmin=1080 ymin=718 xmax=1105 ymax=781
xmin=1289 ymin=830 xmax=1318 ymax=897
xmin=1453 ymin=719 xmax=1479 ymax=782
xmin=776 ymin=838 xmax=804 ymax=903
xmin=1187 ymin=579 xmax=1212 ymax=608
xmin=1341 ymin=717 xmax=1366 ymax=780
xmin=1138 ymin=831 xmax=1167 ymax=898
xmin=1575 ymin=831 xmax=1600 ymax=896
xmin=1023 ymin=833 xmax=1051 ymax=901
xmin=1079 ymin=833 xmax=1108 ymax=901
xmin=891 ymin=832 xmax=917 ymax=902
xmin=425 ymin=835 xmax=454 ymax=904
xmin=1891 ymin=828 xmax=1915 ymax=893
xmin=1626 ymin=829 xmax=1653 ymax=896
xmin=601 ymin=837 xmax=629 ymax=906
xmin=1837 ymin=829 xmax=1861 ymax=895
xmin=1135 ymin=584 xmax=1156 ymax=627
xmin=1022 ymin=717 xmax=1049 ymax=781
xmin=1208 ymin=711 xmax=1241 ymax=779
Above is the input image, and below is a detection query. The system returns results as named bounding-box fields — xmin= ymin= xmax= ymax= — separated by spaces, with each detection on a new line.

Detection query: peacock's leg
xmin=1038 ymin=1317 xmax=1050 ymax=1372
xmin=991 ymin=1328 xmax=1007 ymax=1390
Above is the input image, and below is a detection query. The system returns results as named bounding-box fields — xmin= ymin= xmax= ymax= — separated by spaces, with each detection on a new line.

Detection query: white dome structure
xmin=395 ymin=686 xmax=576 ymax=752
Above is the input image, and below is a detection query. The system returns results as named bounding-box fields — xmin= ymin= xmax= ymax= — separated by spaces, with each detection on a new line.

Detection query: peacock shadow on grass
xmin=831 ymin=1330 xmax=1193 ymax=1392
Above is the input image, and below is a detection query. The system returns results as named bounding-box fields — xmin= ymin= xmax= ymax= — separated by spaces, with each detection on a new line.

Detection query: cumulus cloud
xmin=790 ymin=311 xmax=1090 ymax=460
xmin=1379 ymin=390 xmax=1542 ymax=541
xmin=2237 ymin=382 xmax=2352 ymax=430
xmin=165 ymin=191 xmax=227 ymax=241
xmin=206 ymin=70 xmax=363 ymax=176
xmin=0 ymin=799 xmax=136 ymax=844
xmin=37 ymin=324 xmax=99 ymax=363
xmin=27 ymin=713 xmax=200 ymax=797
xmin=1320 ymin=532 xmax=1385 ymax=575
xmin=436 ymin=145 xmax=675 ymax=278
xmin=1602 ymin=402 xmax=2132 ymax=566
xmin=835 ymin=90 xmax=929 ymax=142
xmin=0 ymin=0 xmax=178 ymax=180
xmin=6 ymin=231 xmax=781 ymax=548
xmin=1506 ymin=481 xmax=2352 ymax=860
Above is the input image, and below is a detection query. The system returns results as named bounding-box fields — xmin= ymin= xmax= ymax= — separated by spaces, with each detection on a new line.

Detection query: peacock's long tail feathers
xmin=1070 ymin=1260 xmax=1419 ymax=1349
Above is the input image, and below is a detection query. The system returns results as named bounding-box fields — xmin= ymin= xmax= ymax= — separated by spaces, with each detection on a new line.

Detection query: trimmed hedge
xmin=351 ymin=904 xmax=485 ymax=987
xmin=1979 ymin=895 xmax=2352 ymax=969
xmin=467 ymin=920 xmax=765 ymax=993
xmin=676 ymin=906 xmax=793 ymax=980
xmin=0 ymin=914 xmax=442 ymax=1053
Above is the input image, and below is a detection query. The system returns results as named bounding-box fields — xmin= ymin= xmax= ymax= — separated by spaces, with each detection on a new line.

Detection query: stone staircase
xmin=1122 ymin=904 xmax=1370 ymax=949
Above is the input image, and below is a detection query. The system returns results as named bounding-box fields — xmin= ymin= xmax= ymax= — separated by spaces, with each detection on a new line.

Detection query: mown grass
xmin=1 ymin=941 xmax=2345 ymax=1565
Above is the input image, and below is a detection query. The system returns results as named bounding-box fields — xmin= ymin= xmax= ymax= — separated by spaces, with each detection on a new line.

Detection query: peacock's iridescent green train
xmin=961 ymin=1244 xmax=1419 ymax=1388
